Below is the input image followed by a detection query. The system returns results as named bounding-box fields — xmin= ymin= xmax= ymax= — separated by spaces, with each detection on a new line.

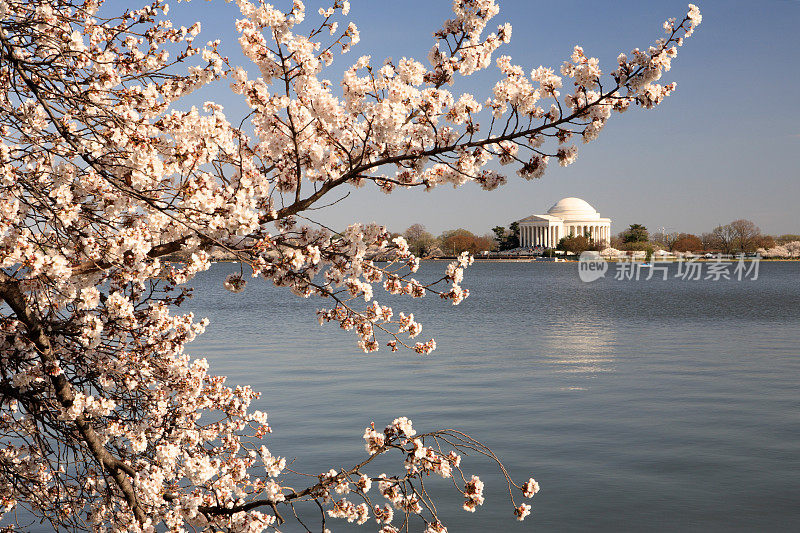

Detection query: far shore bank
xmin=417 ymin=257 xmax=795 ymax=263
xmin=167 ymin=252 xmax=799 ymax=264
xmin=195 ymin=257 xmax=796 ymax=264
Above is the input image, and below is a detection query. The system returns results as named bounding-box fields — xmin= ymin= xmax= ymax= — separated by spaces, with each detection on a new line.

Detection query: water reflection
xmin=182 ymin=261 xmax=800 ymax=532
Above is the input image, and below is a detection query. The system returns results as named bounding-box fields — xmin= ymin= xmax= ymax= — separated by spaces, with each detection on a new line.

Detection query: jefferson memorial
xmin=518 ymin=197 xmax=611 ymax=248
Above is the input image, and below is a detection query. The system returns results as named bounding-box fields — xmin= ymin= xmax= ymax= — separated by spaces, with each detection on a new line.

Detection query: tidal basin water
xmin=186 ymin=261 xmax=800 ymax=532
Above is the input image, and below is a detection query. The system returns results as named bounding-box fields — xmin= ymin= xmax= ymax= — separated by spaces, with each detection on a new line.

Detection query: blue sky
xmin=170 ymin=0 xmax=799 ymax=237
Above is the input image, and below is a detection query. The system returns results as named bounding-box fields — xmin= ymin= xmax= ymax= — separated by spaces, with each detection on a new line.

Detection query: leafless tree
xmin=711 ymin=224 xmax=737 ymax=254
xmin=728 ymin=219 xmax=761 ymax=253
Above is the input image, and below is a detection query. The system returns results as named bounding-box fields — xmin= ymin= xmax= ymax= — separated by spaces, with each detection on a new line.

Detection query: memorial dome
xmin=546 ymin=197 xmax=600 ymax=220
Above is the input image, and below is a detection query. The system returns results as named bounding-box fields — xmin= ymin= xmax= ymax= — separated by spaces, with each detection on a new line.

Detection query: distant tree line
xmin=399 ymin=224 xmax=498 ymax=257
xmin=396 ymin=219 xmax=800 ymax=257
xmin=623 ymin=219 xmax=785 ymax=254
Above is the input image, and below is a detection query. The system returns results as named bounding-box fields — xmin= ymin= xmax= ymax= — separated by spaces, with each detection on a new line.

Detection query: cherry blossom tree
xmin=0 ymin=0 xmax=700 ymax=530
xmin=758 ymin=243 xmax=800 ymax=259
xmin=787 ymin=241 xmax=800 ymax=258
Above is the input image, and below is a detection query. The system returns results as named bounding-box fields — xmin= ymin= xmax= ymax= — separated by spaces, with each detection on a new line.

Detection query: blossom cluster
xmin=758 ymin=241 xmax=800 ymax=258
xmin=0 ymin=0 xmax=697 ymax=530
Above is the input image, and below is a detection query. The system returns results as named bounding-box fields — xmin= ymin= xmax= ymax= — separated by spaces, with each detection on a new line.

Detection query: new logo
xmin=578 ymin=251 xmax=607 ymax=282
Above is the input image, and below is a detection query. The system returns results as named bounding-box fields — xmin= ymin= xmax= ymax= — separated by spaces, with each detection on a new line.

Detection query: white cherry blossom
xmin=0 ymin=0 xmax=700 ymax=530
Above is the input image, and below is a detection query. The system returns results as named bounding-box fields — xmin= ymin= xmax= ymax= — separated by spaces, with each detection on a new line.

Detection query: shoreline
xmin=202 ymin=257 xmax=797 ymax=264
xmin=424 ymin=257 xmax=795 ymax=263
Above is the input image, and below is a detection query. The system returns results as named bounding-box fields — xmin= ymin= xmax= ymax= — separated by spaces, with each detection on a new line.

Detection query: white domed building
xmin=518 ymin=197 xmax=611 ymax=248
